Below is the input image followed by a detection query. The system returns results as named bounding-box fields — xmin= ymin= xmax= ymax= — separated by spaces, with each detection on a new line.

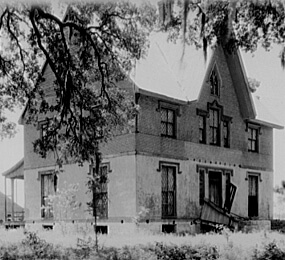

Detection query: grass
xmin=1 ymin=225 xmax=285 ymax=259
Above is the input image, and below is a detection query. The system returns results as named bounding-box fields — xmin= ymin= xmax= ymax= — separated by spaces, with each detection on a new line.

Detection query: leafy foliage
xmin=0 ymin=2 xmax=156 ymax=164
xmin=253 ymin=242 xmax=285 ymax=260
xmin=153 ymin=242 xmax=219 ymax=260
xmin=160 ymin=0 xmax=285 ymax=66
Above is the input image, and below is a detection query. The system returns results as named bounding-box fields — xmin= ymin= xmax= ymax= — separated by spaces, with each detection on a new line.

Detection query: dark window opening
xmin=161 ymin=107 xmax=175 ymax=138
xmin=161 ymin=166 xmax=176 ymax=218
xmin=199 ymin=169 xmax=205 ymax=205
xmin=248 ymin=127 xmax=259 ymax=153
xmin=208 ymin=171 xmax=222 ymax=207
xmin=210 ymin=69 xmax=220 ymax=96
xmin=248 ymin=175 xmax=259 ymax=218
xmin=162 ymin=224 xmax=176 ymax=233
xmin=223 ymin=121 xmax=230 ymax=148
xmin=209 ymin=109 xmax=220 ymax=146
xmin=199 ymin=115 xmax=206 ymax=144
xmin=95 ymin=225 xmax=108 ymax=234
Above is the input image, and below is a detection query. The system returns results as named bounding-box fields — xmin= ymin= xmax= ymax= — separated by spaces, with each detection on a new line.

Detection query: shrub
xmin=153 ymin=242 xmax=219 ymax=260
xmin=253 ymin=242 xmax=285 ymax=260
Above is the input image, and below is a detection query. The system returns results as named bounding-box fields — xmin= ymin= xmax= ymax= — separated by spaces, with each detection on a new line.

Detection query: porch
xmin=2 ymin=158 xmax=25 ymax=227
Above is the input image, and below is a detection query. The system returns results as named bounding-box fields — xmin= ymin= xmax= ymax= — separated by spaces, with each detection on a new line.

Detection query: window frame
xmin=197 ymin=165 xmax=234 ymax=209
xmin=246 ymin=172 xmax=260 ymax=218
xmin=89 ymin=163 xmax=110 ymax=219
xmin=160 ymin=107 xmax=176 ymax=138
xmin=161 ymin=165 xmax=177 ymax=218
xmin=209 ymin=65 xmax=221 ymax=97
xmin=38 ymin=120 xmax=49 ymax=141
xmin=39 ymin=170 xmax=56 ymax=219
xmin=157 ymin=161 xmax=181 ymax=219
xmin=197 ymin=109 xmax=208 ymax=144
xmin=246 ymin=123 xmax=260 ymax=153
xmin=222 ymin=116 xmax=232 ymax=148
xmin=209 ymin=108 xmax=220 ymax=146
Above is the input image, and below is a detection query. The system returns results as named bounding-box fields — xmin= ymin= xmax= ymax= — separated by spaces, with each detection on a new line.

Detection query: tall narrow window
xmin=210 ymin=69 xmax=220 ymax=96
xmin=161 ymin=107 xmax=175 ymax=138
xmin=223 ymin=121 xmax=230 ymax=148
xmin=248 ymin=175 xmax=259 ymax=217
xmin=161 ymin=166 xmax=176 ymax=218
xmin=208 ymin=171 xmax=222 ymax=207
xmin=41 ymin=173 xmax=55 ymax=219
xmin=209 ymin=109 xmax=220 ymax=145
xmin=199 ymin=169 xmax=205 ymax=205
xmin=91 ymin=165 xmax=108 ymax=219
xmin=248 ymin=127 xmax=259 ymax=152
xmin=199 ymin=115 xmax=206 ymax=144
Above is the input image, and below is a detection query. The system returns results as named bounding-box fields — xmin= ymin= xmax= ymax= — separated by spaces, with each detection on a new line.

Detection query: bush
xmin=253 ymin=242 xmax=285 ymax=260
xmin=153 ymin=242 xmax=219 ymax=260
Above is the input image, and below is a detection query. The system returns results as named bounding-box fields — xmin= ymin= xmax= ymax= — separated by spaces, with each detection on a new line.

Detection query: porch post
xmin=4 ymin=177 xmax=6 ymax=222
xmin=11 ymin=178 xmax=14 ymax=222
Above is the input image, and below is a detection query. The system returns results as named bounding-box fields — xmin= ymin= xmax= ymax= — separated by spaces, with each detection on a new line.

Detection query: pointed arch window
xmin=210 ymin=68 xmax=220 ymax=96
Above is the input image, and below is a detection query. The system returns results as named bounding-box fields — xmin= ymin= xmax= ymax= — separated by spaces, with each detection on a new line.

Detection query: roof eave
xmin=247 ymin=119 xmax=284 ymax=130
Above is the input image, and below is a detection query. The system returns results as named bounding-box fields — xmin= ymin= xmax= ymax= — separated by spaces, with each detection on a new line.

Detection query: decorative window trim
xmin=157 ymin=161 xmax=182 ymax=174
xmin=245 ymin=122 xmax=261 ymax=134
xmin=38 ymin=169 xmax=55 ymax=181
xmin=157 ymin=100 xmax=181 ymax=117
xmin=196 ymin=165 xmax=233 ymax=176
xmin=88 ymin=162 xmax=112 ymax=175
xmin=245 ymin=172 xmax=262 ymax=182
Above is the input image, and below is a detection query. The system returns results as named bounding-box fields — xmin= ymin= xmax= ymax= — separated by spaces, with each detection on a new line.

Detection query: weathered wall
xmin=24 ymin=154 xmax=136 ymax=223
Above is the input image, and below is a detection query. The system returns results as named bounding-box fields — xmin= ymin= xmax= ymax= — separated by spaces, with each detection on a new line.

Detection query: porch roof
xmin=2 ymin=158 xmax=24 ymax=179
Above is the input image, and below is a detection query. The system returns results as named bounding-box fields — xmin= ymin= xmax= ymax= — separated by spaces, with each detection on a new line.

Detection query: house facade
xmin=19 ymin=32 xmax=283 ymax=233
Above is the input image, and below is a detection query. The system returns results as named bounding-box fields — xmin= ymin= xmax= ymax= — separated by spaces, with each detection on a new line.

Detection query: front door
xmin=208 ymin=171 xmax=222 ymax=207
xmin=248 ymin=175 xmax=258 ymax=218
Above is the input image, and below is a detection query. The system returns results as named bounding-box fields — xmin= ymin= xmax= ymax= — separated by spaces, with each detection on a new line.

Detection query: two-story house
xmin=16 ymin=31 xmax=283 ymax=234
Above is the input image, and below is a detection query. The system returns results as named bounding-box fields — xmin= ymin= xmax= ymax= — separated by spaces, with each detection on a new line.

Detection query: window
xmin=199 ymin=115 xmax=206 ymax=144
xmin=248 ymin=175 xmax=259 ymax=217
xmin=223 ymin=121 xmax=230 ymax=148
xmin=199 ymin=169 xmax=205 ymax=205
xmin=90 ymin=165 xmax=108 ymax=219
xmin=41 ymin=173 xmax=56 ymax=219
xmin=210 ymin=69 xmax=220 ymax=96
xmin=161 ymin=166 xmax=176 ymax=218
xmin=161 ymin=107 xmax=175 ymax=138
xmin=248 ymin=127 xmax=259 ymax=152
xmin=38 ymin=121 xmax=48 ymax=140
xmin=209 ymin=109 xmax=220 ymax=145
xmin=208 ymin=171 xmax=222 ymax=207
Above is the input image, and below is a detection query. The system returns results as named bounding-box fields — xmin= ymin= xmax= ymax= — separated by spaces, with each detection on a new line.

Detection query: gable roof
xmin=130 ymin=32 xmax=212 ymax=102
xmin=2 ymin=158 xmax=24 ymax=179
xmin=131 ymin=32 xmax=283 ymax=130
